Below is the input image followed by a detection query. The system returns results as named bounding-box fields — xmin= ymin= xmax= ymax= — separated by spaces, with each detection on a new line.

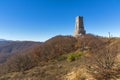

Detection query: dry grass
xmin=0 ymin=54 xmax=86 ymax=80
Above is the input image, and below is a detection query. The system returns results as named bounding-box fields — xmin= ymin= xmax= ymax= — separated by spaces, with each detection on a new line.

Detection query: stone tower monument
xmin=74 ymin=16 xmax=86 ymax=37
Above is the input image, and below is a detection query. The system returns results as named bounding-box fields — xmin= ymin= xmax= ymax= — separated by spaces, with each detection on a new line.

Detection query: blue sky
xmin=0 ymin=0 xmax=120 ymax=41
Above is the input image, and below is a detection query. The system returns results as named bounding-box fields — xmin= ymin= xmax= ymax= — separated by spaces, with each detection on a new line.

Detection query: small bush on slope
xmin=67 ymin=52 xmax=82 ymax=62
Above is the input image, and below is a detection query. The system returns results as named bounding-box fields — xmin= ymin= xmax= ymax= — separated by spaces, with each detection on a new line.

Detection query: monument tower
xmin=74 ymin=16 xmax=86 ymax=37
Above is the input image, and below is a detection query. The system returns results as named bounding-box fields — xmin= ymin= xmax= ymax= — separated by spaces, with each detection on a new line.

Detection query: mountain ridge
xmin=0 ymin=40 xmax=42 ymax=63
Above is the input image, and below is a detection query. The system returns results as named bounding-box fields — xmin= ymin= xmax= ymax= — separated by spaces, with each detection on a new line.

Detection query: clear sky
xmin=0 ymin=0 xmax=120 ymax=41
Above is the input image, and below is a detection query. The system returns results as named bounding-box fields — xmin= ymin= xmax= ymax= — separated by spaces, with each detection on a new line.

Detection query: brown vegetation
xmin=32 ymin=35 xmax=77 ymax=61
xmin=0 ymin=53 xmax=36 ymax=74
xmin=85 ymin=39 xmax=120 ymax=80
xmin=76 ymin=34 xmax=107 ymax=51
xmin=0 ymin=41 xmax=41 ymax=63
xmin=0 ymin=35 xmax=120 ymax=80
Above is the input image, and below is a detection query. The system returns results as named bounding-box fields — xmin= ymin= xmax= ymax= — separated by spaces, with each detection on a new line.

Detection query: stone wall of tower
xmin=74 ymin=16 xmax=86 ymax=37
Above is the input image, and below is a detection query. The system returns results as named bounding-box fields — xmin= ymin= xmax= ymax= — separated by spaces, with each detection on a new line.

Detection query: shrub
xmin=86 ymin=46 xmax=120 ymax=80
xmin=5 ymin=53 xmax=36 ymax=72
xmin=32 ymin=35 xmax=77 ymax=61
xmin=67 ymin=52 xmax=82 ymax=62
xmin=76 ymin=34 xmax=106 ymax=51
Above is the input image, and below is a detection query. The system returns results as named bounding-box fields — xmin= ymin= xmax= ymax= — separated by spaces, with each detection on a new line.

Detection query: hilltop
xmin=0 ymin=34 xmax=120 ymax=80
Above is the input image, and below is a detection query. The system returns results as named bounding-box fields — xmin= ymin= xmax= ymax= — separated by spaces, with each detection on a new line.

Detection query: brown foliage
xmin=0 ymin=53 xmax=36 ymax=74
xmin=76 ymin=34 xmax=106 ymax=51
xmin=0 ymin=41 xmax=41 ymax=63
xmin=86 ymin=45 xmax=120 ymax=80
xmin=32 ymin=34 xmax=107 ymax=62
xmin=32 ymin=35 xmax=77 ymax=61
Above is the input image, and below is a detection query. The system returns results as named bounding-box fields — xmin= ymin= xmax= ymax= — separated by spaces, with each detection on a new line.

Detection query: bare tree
xmin=5 ymin=53 xmax=36 ymax=72
xmin=86 ymin=46 xmax=120 ymax=80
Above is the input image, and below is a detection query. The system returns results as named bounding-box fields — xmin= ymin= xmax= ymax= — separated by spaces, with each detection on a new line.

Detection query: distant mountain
xmin=0 ymin=39 xmax=6 ymax=41
xmin=0 ymin=40 xmax=42 ymax=63
xmin=0 ymin=39 xmax=11 ymax=45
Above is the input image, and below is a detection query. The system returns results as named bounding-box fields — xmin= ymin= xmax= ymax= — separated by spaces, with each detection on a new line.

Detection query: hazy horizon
xmin=0 ymin=0 xmax=120 ymax=41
